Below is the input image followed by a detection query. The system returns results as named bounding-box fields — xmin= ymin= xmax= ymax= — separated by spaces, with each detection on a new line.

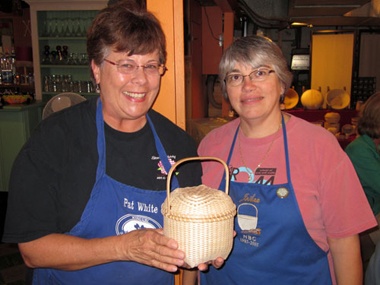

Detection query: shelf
xmin=39 ymin=37 xmax=86 ymax=40
xmin=25 ymin=4 xmax=106 ymax=100
xmin=42 ymin=91 xmax=97 ymax=95
xmin=41 ymin=64 xmax=89 ymax=68
xmin=0 ymin=84 xmax=34 ymax=89
xmin=15 ymin=61 xmax=34 ymax=68
xmin=41 ymin=92 xmax=98 ymax=102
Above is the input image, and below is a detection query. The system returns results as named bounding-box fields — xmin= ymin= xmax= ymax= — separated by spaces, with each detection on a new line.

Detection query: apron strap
xmin=281 ymin=113 xmax=292 ymax=184
xmin=226 ymin=127 xmax=239 ymax=166
xmin=219 ymin=125 xmax=239 ymax=188
xmin=146 ymin=114 xmax=180 ymax=190
xmin=95 ymin=99 xmax=106 ymax=179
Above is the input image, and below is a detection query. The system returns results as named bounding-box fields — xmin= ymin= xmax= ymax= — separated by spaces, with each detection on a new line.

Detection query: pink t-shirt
xmin=198 ymin=114 xmax=377 ymax=282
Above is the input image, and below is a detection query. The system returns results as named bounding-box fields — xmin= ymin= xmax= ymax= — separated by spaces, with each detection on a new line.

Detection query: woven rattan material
xmin=162 ymin=157 xmax=236 ymax=268
xmin=163 ymin=213 xmax=234 ymax=267
xmin=161 ymin=185 xmax=236 ymax=221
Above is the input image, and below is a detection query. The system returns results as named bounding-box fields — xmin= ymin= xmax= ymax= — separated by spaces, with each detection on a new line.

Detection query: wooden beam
xmin=147 ymin=0 xmax=186 ymax=129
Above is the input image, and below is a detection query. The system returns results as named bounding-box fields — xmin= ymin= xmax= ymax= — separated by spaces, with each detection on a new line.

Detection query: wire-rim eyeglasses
xmin=225 ymin=68 xmax=275 ymax=86
xmin=104 ymin=59 xmax=167 ymax=76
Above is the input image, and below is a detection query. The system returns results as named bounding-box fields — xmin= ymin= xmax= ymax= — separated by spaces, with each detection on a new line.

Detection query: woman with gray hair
xmin=192 ymin=35 xmax=376 ymax=284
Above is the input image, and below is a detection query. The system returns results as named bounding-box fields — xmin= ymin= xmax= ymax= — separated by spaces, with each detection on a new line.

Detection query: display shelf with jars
xmin=25 ymin=0 xmax=108 ymax=100
xmin=0 ymin=60 xmax=35 ymax=106
xmin=0 ymin=15 xmax=35 ymax=102
xmin=37 ymin=10 xmax=98 ymax=100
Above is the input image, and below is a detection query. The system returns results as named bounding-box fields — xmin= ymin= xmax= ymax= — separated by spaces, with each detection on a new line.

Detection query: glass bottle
xmin=0 ymin=47 xmax=3 ymax=84
xmin=1 ymin=48 xmax=13 ymax=84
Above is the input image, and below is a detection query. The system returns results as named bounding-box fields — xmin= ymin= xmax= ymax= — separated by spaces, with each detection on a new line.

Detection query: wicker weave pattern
xmin=163 ymin=214 xmax=234 ymax=268
xmin=161 ymin=157 xmax=236 ymax=268
xmin=162 ymin=186 xmax=236 ymax=221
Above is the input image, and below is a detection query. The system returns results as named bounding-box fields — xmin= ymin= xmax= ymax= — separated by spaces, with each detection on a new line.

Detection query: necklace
xmin=238 ymin=122 xmax=282 ymax=182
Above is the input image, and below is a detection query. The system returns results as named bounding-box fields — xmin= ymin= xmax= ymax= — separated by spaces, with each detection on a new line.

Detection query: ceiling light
xmin=291 ymin=22 xmax=313 ymax=28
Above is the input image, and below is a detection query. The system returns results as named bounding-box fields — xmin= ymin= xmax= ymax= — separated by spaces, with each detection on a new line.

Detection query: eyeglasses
xmin=225 ymin=68 xmax=275 ymax=87
xmin=104 ymin=59 xmax=167 ymax=76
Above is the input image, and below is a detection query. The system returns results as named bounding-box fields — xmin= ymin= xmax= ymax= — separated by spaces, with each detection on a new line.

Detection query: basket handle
xmin=166 ymin=156 xmax=230 ymax=211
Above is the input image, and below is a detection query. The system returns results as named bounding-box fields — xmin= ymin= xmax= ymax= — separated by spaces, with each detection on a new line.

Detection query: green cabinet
xmin=0 ymin=101 xmax=45 ymax=192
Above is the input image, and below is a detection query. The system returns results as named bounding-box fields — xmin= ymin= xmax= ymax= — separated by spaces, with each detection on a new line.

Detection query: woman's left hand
xmin=181 ymin=230 xmax=236 ymax=270
xmin=181 ymin=257 xmax=225 ymax=270
xmin=197 ymin=257 xmax=225 ymax=270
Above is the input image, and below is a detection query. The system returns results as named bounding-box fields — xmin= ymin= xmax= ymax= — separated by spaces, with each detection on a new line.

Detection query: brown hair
xmin=87 ymin=0 xmax=166 ymax=80
xmin=358 ymin=91 xmax=380 ymax=139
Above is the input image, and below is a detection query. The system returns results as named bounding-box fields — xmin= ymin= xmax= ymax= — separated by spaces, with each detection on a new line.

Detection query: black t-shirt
xmin=3 ymin=97 xmax=201 ymax=243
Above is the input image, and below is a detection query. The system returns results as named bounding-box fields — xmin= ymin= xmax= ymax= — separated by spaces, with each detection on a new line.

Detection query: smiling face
xmin=92 ymin=50 xmax=162 ymax=132
xmin=226 ymin=62 xmax=285 ymax=127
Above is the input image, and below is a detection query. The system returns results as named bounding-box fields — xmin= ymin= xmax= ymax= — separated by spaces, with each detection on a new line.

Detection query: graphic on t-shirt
xmin=237 ymin=203 xmax=261 ymax=235
xmin=230 ymin=166 xmax=276 ymax=185
xmin=152 ymin=155 xmax=178 ymax=179
xmin=115 ymin=214 xmax=162 ymax=235
xmin=157 ymin=158 xmax=175 ymax=175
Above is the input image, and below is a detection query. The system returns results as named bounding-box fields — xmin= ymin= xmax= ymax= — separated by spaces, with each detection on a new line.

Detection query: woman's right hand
xmin=119 ymin=228 xmax=186 ymax=272
xmin=19 ymin=230 xmax=186 ymax=272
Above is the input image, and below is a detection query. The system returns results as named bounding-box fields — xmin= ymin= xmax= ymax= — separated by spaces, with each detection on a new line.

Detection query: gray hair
xmin=219 ymin=35 xmax=293 ymax=100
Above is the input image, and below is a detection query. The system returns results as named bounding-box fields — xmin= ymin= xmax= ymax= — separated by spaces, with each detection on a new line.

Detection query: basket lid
xmin=161 ymin=184 xmax=236 ymax=221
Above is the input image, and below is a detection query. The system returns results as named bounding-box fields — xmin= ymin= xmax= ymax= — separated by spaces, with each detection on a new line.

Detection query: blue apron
xmin=33 ymin=100 xmax=179 ymax=284
xmin=201 ymin=115 xmax=332 ymax=284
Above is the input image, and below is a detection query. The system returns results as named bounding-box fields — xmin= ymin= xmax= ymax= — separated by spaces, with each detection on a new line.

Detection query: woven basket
xmin=161 ymin=157 xmax=236 ymax=268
